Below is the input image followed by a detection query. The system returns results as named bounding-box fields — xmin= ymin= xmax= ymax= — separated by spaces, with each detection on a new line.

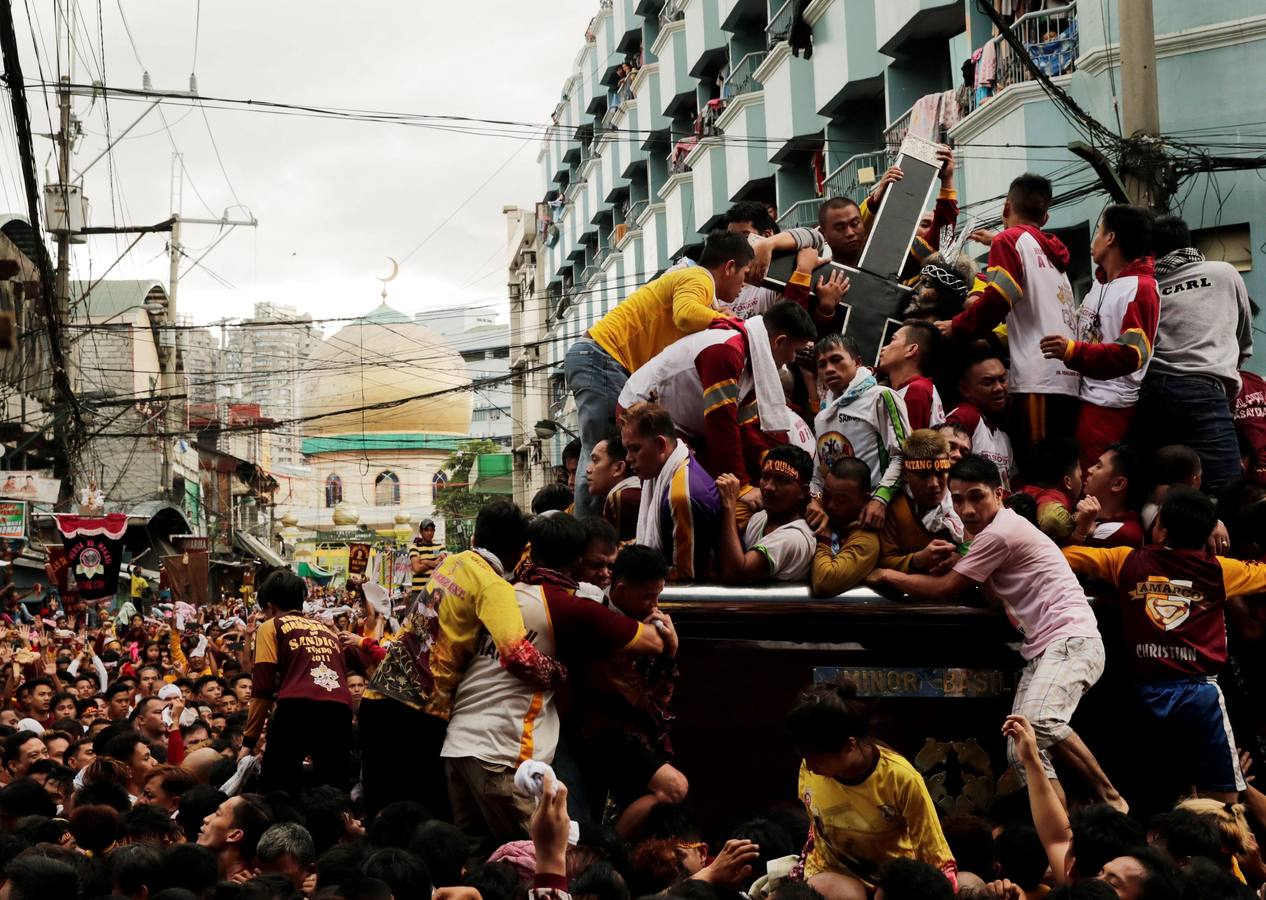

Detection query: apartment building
xmin=224 ymin=302 xmax=318 ymax=470
xmin=520 ymin=0 xmax=1266 ymax=466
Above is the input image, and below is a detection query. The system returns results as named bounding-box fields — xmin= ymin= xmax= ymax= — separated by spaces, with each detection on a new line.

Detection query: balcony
xmin=722 ymin=51 xmax=767 ymax=99
xmin=594 ymin=244 xmax=615 ymax=270
xmin=824 ymin=150 xmax=887 ymax=204
xmin=652 ymin=16 xmax=693 ymax=118
xmin=766 ymin=0 xmax=796 ymax=49
xmin=776 ymin=198 xmax=823 ymax=230
xmin=807 ymin=0 xmax=886 ymax=118
xmin=966 ymin=3 xmax=1079 ymax=117
xmin=875 ymin=0 xmax=964 ymax=57
xmin=626 ymin=199 xmax=650 ymax=228
xmin=660 ymin=0 xmax=687 ymax=28
xmin=883 ymin=103 xmax=915 ymax=159
xmin=581 ymin=263 xmax=599 ymax=285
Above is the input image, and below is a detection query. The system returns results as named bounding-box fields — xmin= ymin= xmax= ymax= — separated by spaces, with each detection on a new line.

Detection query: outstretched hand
xmin=1002 ymin=715 xmax=1041 ymax=769
xmin=530 ymin=774 xmax=570 ymax=876
xmin=693 ymin=839 xmax=760 ymax=887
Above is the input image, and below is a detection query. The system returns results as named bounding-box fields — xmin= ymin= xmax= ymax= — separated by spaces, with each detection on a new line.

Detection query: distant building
xmin=503 ymin=205 xmax=555 ymax=508
xmin=68 ymin=279 xmax=199 ymax=514
xmin=224 ymin=303 xmax=317 ymax=470
xmin=422 ymin=305 xmax=511 ymax=446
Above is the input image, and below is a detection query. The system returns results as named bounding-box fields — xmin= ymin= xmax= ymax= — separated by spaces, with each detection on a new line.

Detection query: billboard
xmin=0 ymin=471 xmax=60 ymax=505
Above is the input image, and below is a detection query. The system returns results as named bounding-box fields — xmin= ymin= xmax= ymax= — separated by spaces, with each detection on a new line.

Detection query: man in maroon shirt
xmin=244 ymin=570 xmax=368 ymax=796
xmin=1233 ymin=369 xmax=1266 ymax=487
xmin=1067 ymin=443 xmax=1145 ymax=549
xmin=1064 ymin=488 xmax=1266 ymax=800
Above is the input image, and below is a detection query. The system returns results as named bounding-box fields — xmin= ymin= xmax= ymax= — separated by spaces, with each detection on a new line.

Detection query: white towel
xmin=514 ymin=759 xmax=556 ymax=800
xmin=636 ymin=438 xmax=692 ymax=551
xmin=917 ymin=488 xmax=965 ymax=545
xmin=743 ymin=315 xmax=791 ymax=435
xmin=513 ymin=760 xmax=581 ymax=846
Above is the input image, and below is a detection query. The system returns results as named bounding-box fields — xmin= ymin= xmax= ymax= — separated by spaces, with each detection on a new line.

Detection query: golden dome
xmin=300 ymin=303 xmax=472 ymax=437
xmin=393 ymin=512 xmax=412 ymax=525
xmin=281 ymin=512 xmax=299 ymax=527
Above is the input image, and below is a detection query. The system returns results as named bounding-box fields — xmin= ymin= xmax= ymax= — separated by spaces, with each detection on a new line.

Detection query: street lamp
xmin=534 ymin=419 xmax=579 ymax=441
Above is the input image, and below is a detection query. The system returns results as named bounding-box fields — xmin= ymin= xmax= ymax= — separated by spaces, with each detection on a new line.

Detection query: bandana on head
xmin=904 ymin=457 xmax=952 ymax=472
xmin=763 ymin=459 xmax=809 ymax=487
xmin=920 ymin=263 xmax=968 ymax=302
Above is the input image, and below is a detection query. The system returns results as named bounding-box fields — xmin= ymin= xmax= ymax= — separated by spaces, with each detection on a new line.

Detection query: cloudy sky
xmin=3 ymin=0 xmax=596 ymax=330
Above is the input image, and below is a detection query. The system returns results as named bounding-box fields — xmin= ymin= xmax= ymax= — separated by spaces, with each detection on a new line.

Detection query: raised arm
xmin=1003 ymin=715 xmax=1073 ymax=884
xmin=946 ymin=233 xmax=1024 ymax=338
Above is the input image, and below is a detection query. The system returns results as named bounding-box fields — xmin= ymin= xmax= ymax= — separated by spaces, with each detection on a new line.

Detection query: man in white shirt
xmin=441 ymin=514 xmax=664 ymax=853
xmin=715 ymin=446 xmax=816 ymax=583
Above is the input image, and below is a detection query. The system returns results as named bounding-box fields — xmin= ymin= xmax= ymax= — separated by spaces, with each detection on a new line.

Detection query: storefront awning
xmin=472 ymin=453 xmax=513 ymax=495
xmin=233 ymin=530 xmax=286 ymax=568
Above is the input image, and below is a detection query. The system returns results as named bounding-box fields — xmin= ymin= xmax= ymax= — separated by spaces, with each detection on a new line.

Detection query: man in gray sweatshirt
xmin=1136 ymin=215 xmax=1254 ymax=494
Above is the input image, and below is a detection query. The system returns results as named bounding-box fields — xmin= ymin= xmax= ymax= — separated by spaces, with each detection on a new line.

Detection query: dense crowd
xmin=0 ymin=153 xmax=1264 ymax=900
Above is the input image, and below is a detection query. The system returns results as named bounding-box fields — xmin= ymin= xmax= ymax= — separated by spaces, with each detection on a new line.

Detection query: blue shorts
xmin=1135 ymin=678 xmax=1246 ymax=793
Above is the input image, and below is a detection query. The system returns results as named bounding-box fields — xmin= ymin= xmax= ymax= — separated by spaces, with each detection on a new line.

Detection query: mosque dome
xmin=300 ymin=302 xmax=472 ymax=437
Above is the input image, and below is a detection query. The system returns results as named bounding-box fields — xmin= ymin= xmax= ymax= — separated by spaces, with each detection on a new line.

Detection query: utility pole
xmin=1117 ymin=0 xmax=1165 ymax=208
xmin=53 ymin=75 xmax=74 ymax=386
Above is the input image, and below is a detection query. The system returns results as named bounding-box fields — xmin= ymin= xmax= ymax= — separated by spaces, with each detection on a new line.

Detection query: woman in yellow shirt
xmin=787 ymin=681 xmax=957 ymax=899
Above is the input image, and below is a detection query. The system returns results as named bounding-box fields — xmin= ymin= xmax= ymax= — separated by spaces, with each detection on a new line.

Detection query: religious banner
xmin=161 ymin=554 xmax=192 ymax=606
xmin=162 ymin=550 xmax=210 ymax=606
xmin=44 ymin=545 xmax=75 ymax=598
xmin=54 ymin=514 xmax=128 ymax=601
xmin=347 ymin=543 xmax=370 ymax=576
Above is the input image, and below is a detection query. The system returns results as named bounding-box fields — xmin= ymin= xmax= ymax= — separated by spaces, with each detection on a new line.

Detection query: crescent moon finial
xmin=376 ymin=257 xmax=400 ymax=284
xmin=375 ymin=257 xmax=399 ymax=302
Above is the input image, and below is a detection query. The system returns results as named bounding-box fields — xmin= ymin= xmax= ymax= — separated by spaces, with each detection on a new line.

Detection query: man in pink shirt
xmin=867 ymin=454 xmax=1126 ymax=812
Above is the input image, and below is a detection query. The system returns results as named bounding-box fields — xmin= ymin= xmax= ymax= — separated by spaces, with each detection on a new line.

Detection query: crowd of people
xmin=0 ymin=152 xmax=1264 ymax=900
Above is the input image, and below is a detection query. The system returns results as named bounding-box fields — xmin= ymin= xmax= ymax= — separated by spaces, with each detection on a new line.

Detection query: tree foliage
xmin=434 ymin=439 xmax=500 ymax=548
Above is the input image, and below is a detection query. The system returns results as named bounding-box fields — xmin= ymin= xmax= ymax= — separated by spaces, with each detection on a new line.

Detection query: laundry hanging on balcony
xmin=908 ymin=94 xmax=943 ymax=143
xmin=1027 ymin=18 xmax=1078 ymax=77
xmin=788 ymin=0 xmax=813 ymax=59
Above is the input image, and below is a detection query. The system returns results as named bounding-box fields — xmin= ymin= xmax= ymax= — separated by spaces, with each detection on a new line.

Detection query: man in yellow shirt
xmin=788 ymin=681 xmax=957 ymax=898
xmin=566 ymin=229 xmax=754 ymax=517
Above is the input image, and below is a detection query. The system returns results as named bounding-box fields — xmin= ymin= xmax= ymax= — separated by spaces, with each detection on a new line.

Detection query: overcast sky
xmin=2 ymin=0 xmax=596 ymax=330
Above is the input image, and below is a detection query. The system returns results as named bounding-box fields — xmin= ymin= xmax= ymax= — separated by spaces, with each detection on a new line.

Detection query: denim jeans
xmin=1137 ymin=373 xmax=1242 ymax=494
xmin=564 ymin=336 xmax=630 ymax=517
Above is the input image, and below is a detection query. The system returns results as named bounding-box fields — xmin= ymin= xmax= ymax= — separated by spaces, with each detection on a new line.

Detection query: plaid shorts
xmin=1008 ymin=634 xmax=1106 ymax=779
